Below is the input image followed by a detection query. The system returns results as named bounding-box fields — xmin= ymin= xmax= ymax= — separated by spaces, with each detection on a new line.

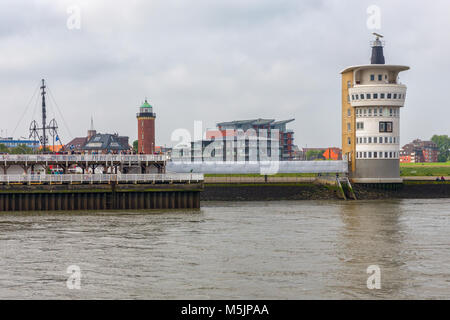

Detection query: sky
xmin=0 ymin=0 xmax=449 ymax=148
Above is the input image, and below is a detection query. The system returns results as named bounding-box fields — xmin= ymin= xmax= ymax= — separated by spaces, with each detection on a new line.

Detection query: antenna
xmin=372 ymin=32 xmax=384 ymax=39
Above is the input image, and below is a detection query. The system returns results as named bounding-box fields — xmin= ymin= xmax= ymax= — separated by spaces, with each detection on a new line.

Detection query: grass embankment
xmin=400 ymin=162 xmax=450 ymax=176
xmin=205 ymin=163 xmax=450 ymax=177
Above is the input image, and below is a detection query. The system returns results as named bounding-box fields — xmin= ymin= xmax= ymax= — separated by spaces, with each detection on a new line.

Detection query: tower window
xmin=347 ymin=123 xmax=351 ymax=131
xmin=347 ymin=81 xmax=351 ymax=88
xmin=347 ymin=108 xmax=351 ymax=116
xmin=379 ymin=121 xmax=393 ymax=133
xmin=348 ymin=138 xmax=351 ymax=145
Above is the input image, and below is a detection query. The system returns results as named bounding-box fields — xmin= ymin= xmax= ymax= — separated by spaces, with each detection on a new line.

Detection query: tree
xmin=306 ymin=149 xmax=325 ymax=160
xmin=0 ymin=143 xmax=9 ymax=153
xmin=10 ymin=144 xmax=34 ymax=154
xmin=431 ymin=134 xmax=450 ymax=162
xmin=133 ymin=140 xmax=138 ymax=152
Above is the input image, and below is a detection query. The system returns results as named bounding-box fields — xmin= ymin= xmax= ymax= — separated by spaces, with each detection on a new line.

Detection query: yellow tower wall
xmin=341 ymin=71 xmax=356 ymax=174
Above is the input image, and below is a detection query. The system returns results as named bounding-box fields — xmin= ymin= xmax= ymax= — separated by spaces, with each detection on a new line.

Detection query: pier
xmin=0 ymin=154 xmax=167 ymax=174
xmin=0 ymin=173 xmax=203 ymax=211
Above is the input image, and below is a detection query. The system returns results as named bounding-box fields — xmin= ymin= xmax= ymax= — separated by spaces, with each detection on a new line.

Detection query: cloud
xmin=0 ymin=0 xmax=449 ymax=148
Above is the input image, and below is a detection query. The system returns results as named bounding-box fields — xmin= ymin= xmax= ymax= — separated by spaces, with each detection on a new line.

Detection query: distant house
xmin=64 ymin=118 xmax=130 ymax=154
xmin=323 ymin=147 xmax=342 ymax=160
xmin=400 ymin=139 xmax=439 ymax=163
xmin=82 ymin=133 xmax=130 ymax=154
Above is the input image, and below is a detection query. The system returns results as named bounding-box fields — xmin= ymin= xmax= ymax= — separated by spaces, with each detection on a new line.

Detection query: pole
xmin=41 ymin=79 xmax=47 ymax=152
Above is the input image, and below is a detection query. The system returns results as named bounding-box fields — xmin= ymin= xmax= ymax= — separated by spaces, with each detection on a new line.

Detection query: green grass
xmin=400 ymin=162 xmax=450 ymax=176
xmin=400 ymin=161 xmax=450 ymax=167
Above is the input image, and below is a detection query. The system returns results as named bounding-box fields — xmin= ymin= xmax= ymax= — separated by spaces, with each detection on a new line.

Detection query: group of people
xmin=436 ymin=176 xmax=446 ymax=181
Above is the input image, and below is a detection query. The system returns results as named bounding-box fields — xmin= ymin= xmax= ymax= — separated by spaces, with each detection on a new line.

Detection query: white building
xmin=341 ymin=35 xmax=409 ymax=182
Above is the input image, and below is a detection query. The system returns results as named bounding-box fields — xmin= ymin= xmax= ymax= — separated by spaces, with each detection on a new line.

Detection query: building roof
xmin=340 ymin=64 xmax=410 ymax=74
xmin=272 ymin=119 xmax=295 ymax=125
xmin=83 ymin=133 xmax=129 ymax=151
xmin=64 ymin=137 xmax=88 ymax=151
xmin=217 ymin=118 xmax=296 ymax=127
xmin=140 ymin=99 xmax=153 ymax=109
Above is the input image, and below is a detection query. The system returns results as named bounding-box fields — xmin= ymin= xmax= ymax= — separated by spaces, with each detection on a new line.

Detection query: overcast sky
xmin=0 ymin=0 xmax=449 ymax=148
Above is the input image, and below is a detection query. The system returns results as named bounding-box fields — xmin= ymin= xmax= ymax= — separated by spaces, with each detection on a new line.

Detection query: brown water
xmin=0 ymin=199 xmax=449 ymax=299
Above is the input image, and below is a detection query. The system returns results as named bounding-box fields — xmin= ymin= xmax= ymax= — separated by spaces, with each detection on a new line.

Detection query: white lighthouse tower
xmin=341 ymin=34 xmax=410 ymax=183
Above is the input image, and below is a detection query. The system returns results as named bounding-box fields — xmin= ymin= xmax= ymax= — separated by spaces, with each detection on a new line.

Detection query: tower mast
xmin=40 ymin=79 xmax=47 ymax=151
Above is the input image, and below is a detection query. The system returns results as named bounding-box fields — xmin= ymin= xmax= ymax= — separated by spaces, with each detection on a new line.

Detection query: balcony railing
xmin=0 ymin=173 xmax=203 ymax=184
xmin=0 ymin=154 xmax=168 ymax=163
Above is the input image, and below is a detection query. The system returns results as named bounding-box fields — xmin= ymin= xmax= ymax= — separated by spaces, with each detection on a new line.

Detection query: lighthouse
xmin=341 ymin=34 xmax=409 ymax=182
xmin=136 ymin=99 xmax=156 ymax=154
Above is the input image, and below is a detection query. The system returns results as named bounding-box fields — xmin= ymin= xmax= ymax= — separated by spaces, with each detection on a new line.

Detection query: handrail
xmin=0 ymin=173 xmax=203 ymax=184
xmin=0 ymin=154 xmax=168 ymax=163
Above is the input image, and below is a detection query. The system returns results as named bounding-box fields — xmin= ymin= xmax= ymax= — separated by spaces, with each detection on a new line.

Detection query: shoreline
xmin=201 ymin=181 xmax=450 ymax=201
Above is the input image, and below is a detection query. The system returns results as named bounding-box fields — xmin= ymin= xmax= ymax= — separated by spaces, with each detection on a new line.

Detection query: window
xmin=347 ymin=108 xmax=351 ymax=116
xmin=348 ymin=137 xmax=351 ymax=145
xmin=356 ymin=122 xmax=364 ymax=130
xmin=347 ymin=123 xmax=351 ymax=131
xmin=368 ymin=108 xmax=372 ymax=116
xmin=379 ymin=152 xmax=382 ymax=158
xmin=368 ymin=137 xmax=372 ymax=143
xmin=373 ymin=93 xmax=378 ymax=99
xmin=370 ymin=74 xmax=375 ymax=81
xmin=390 ymin=152 xmax=393 ymax=158
xmin=374 ymin=152 xmax=377 ymax=158
xmin=385 ymin=137 xmax=388 ymax=143
xmin=379 ymin=121 xmax=393 ymax=133
xmin=366 ymin=93 xmax=371 ymax=99
xmin=368 ymin=152 xmax=372 ymax=158
xmin=374 ymin=137 xmax=377 ymax=143
xmin=378 ymin=74 xmax=382 ymax=81
xmin=387 ymin=93 xmax=392 ymax=99
xmin=379 ymin=107 xmax=383 ymax=115
xmin=364 ymin=109 xmax=367 ymax=115
xmin=389 ymin=137 xmax=393 ymax=143
xmin=385 ymin=152 xmax=388 ymax=158
xmin=379 ymin=137 xmax=383 ymax=144
xmin=390 ymin=108 xmax=393 ymax=116
xmin=364 ymin=152 xmax=367 ymax=158
xmin=360 ymin=94 xmax=365 ymax=99
xmin=347 ymin=81 xmax=351 ymax=88
xmin=364 ymin=137 xmax=367 ymax=143
xmin=374 ymin=108 xmax=377 ymax=116
xmin=393 ymin=93 xmax=397 ymax=99
xmin=355 ymin=94 xmax=359 ymax=99
xmin=352 ymin=95 xmax=355 ymax=100
xmin=380 ymin=93 xmax=385 ymax=99
xmin=347 ymin=95 xmax=350 ymax=102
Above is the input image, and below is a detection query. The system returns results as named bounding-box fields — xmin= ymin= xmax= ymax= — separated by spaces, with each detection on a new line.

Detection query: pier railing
xmin=0 ymin=154 xmax=168 ymax=163
xmin=0 ymin=173 xmax=203 ymax=185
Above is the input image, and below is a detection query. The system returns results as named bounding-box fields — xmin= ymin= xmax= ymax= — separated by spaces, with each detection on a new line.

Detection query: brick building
xmin=400 ymin=139 xmax=439 ymax=163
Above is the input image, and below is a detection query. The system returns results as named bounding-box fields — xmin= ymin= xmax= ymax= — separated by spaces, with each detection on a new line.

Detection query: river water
xmin=0 ymin=199 xmax=449 ymax=299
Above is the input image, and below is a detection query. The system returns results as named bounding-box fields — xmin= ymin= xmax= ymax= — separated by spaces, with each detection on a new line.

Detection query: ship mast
xmin=41 ymin=79 xmax=47 ymax=151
